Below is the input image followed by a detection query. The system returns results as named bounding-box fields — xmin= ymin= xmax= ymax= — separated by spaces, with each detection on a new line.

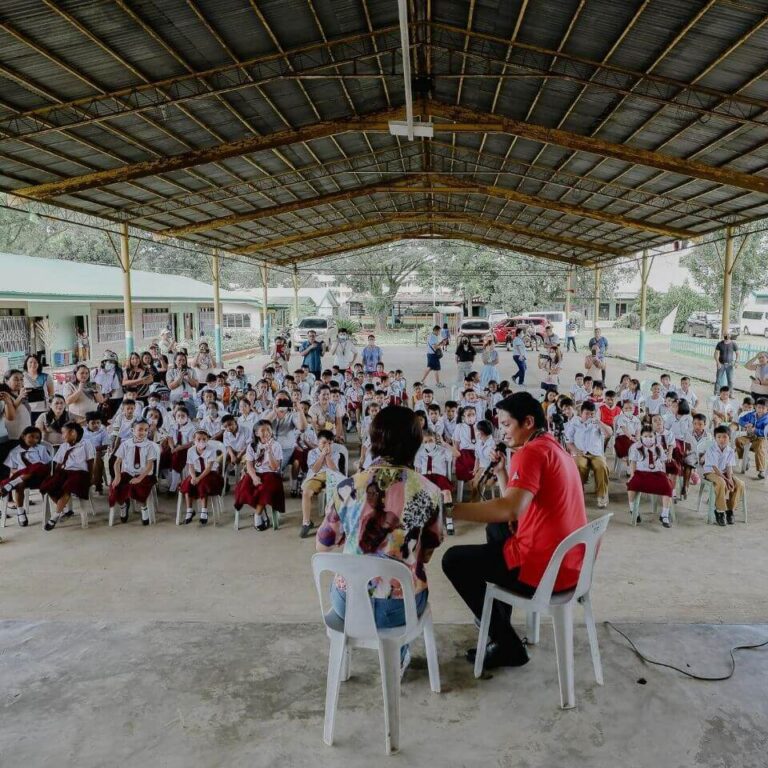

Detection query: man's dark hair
xmin=496 ymin=392 xmax=546 ymax=430
xmin=581 ymin=400 xmax=596 ymax=413
xmin=369 ymin=406 xmax=423 ymax=466
xmin=714 ymin=425 xmax=730 ymax=437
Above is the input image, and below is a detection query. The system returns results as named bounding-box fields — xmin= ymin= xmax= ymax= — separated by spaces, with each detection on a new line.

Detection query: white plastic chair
xmin=41 ymin=486 xmax=97 ymax=529
xmin=175 ymin=443 xmax=226 ymax=526
xmin=474 ymin=513 xmax=612 ymax=709
xmin=1 ymin=488 xmax=32 ymax=528
xmin=696 ymin=477 xmax=748 ymax=524
xmin=312 ymin=553 xmax=440 ymax=755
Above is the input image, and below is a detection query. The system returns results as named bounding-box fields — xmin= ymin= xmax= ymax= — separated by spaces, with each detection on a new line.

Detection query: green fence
xmin=670 ymin=334 xmax=767 ymax=360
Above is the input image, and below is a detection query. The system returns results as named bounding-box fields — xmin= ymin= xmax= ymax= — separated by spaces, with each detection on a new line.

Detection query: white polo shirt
xmin=115 ymin=439 xmax=160 ymax=477
xmin=703 ymin=443 xmax=736 ymax=474
xmin=53 ymin=440 xmax=95 ymax=471
xmin=565 ymin=418 xmax=606 ymax=456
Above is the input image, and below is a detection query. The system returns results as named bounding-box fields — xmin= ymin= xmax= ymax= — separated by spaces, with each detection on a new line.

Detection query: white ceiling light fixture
xmin=388 ymin=0 xmax=433 ymax=141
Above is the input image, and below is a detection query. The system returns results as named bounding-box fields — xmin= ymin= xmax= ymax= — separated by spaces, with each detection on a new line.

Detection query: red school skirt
xmin=6 ymin=462 xmax=50 ymax=490
xmin=179 ymin=472 xmax=224 ymax=499
xmin=455 ymin=448 xmax=476 ymax=481
xmin=233 ymin=472 xmax=285 ymax=513
xmin=425 ymin=473 xmax=453 ymax=492
xmin=627 ymin=471 xmax=674 ymax=496
xmin=170 ymin=448 xmax=188 ymax=473
xmin=108 ymin=473 xmax=156 ymax=506
xmin=40 ymin=469 xmax=91 ymax=501
xmin=291 ymin=447 xmax=309 ymax=472
xmin=614 ymin=435 xmax=634 ymax=459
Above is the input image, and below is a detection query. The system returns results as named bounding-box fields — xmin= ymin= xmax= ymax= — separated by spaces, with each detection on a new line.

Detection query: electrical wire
xmin=605 ymin=620 xmax=768 ymax=682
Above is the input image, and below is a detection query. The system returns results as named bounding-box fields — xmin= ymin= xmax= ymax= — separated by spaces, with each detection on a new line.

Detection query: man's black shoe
xmin=465 ymin=642 xmax=529 ymax=669
xmin=726 ymin=510 xmax=734 ymax=525
xmin=714 ymin=511 xmax=726 ymax=527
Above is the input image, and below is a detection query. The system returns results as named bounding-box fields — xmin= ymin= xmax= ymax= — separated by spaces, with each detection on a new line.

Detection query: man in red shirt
xmin=443 ymin=392 xmax=587 ymax=670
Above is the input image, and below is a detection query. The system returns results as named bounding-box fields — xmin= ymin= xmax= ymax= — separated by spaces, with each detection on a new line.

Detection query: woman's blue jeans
xmin=331 ymin=585 xmax=428 ymax=662
xmin=512 ymin=355 xmax=527 ymax=384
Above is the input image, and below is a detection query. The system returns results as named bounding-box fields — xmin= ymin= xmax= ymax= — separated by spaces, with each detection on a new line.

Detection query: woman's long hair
xmin=45 ymin=395 xmax=69 ymax=430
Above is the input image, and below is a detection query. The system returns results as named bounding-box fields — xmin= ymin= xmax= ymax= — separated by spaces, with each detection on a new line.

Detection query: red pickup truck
xmin=492 ymin=316 xmax=548 ymax=348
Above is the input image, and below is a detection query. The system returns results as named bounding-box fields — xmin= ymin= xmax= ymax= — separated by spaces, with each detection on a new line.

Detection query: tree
xmin=681 ymin=230 xmax=768 ymax=313
xmin=623 ymin=283 xmax=715 ymax=333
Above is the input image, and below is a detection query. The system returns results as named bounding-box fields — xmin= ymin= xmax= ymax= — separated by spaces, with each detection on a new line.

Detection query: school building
xmin=0 ymin=252 xmax=298 ymax=370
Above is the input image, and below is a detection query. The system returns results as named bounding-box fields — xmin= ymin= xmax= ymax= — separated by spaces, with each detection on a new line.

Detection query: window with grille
xmin=223 ymin=313 xmax=251 ymax=329
xmin=198 ymin=306 xmax=215 ymax=335
xmin=0 ymin=311 xmax=29 ymax=354
xmin=96 ymin=309 xmax=125 ymax=343
xmin=142 ymin=307 xmax=170 ymax=338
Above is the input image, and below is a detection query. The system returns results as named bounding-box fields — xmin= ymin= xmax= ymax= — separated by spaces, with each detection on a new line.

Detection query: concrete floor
xmin=2 ymin=343 xmax=767 ymax=766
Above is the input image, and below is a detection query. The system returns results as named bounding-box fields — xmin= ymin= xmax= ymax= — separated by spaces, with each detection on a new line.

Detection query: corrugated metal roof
xmin=1 ymin=0 xmax=768 ymax=271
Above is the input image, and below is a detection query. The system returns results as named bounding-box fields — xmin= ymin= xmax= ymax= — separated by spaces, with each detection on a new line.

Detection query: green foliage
xmin=681 ymin=231 xmax=768 ymax=312
xmin=628 ymin=284 xmax=715 ymax=333
xmin=335 ymin=318 xmax=361 ymax=334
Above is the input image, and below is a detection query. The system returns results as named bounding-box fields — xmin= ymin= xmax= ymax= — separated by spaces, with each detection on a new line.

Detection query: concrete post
xmin=565 ymin=269 xmax=573 ymax=319
xmin=593 ymin=267 xmax=601 ymax=329
xmin=638 ymin=249 xmax=651 ymax=370
xmin=119 ymin=222 xmax=134 ymax=357
xmin=212 ymin=250 xmax=223 ymax=366
xmin=260 ymin=264 xmax=269 ymax=351
xmin=292 ymin=264 xmax=300 ymax=326
xmin=722 ymin=226 xmax=735 ymax=334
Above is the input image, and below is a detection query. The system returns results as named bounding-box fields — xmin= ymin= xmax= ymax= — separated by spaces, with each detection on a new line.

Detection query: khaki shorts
xmin=303 ymin=473 xmax=326 ymax=495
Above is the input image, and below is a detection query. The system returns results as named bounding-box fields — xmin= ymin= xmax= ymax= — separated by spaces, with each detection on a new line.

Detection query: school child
xmin=650 ymin=413 xmax=680 ymax=492
xmin=703 ymin=426 xmax=744 ymax=526
xmin=542 ymin=389 xmax=559 ymax=427
xmin=620 ymin=378 xmax=644 ymax=415
xmin=564 ymin=401 xmax=612 ymax=508
xmin=443 ymin=401 xmax=459 ymax=443
xmin=452 ymin=405 xmax=478 ymax=482
xmin=82 ymin=411 xmax=109 ymax=493
xmin=470 ymin=420 xmax=497 ymax=500
xmin=179 ymin=430 xmax=224 ymax=525
xmin=569 ymin=372 xmax=587 ymax=405
xmin=34 ymin=394 xmax=70 ymax=447
xmin=372 ymin=361 xmax=386 ymax=380
xmin=415 ymin=429 xmax=455 ymax=533
xmin=144 ymin=407 xmax=168 ymax=445
xmin=599 ymin=390 xmax=621 ymax=431
xmin=300 ymin=429 xmax=344 ymax=539
xmin=588 ymin=381 xmax=605 ymax=405
xmin=199 ymin=402 xmax=224 ymax=441
xmin=344 ymin=377 xmax=362 ymax=432
xmin=735 ymin=397 xmax=768 ymax=479
xmin=479 ymin=337 xmax=500 ymax=388
xmin=109 ymin=397 xmax=139 ymax=448
xmin=196 ymin=389 xmax=226 ymax=420
xmin=682 ymin=413 xmax=711 ymax=498
xmin=409 ymin=382 xmax=424 ymax=411
xmin=627 ymin=425 xmax=674 ymax=527
xmin=613 ymin=400 xmax=641 ymax=467
xmin=330 ymin=366 xmax=344 ymax=388
xmin=581 ymin=375 xmax=595 ymax=401
xmin=659 ymin=373 xmax=673 ymax=399
xmin=168 ymin=406 xmax=197 ymax=493
xmin=712 ymin=386 xmax=735 ymax=426
xmin=108 ymin=419 xmax=160 ymax=525
xmin=229 ymin=367 xmax=248 ymax=396
xmin=39 ymin=422 xmax=95 ymax=530
xmin=222 ymin=414 xmax=251 ymax=470
xmin=617 ymin=374 xmax=631 ymax=396
xmin=675 ymin=376 xmax=699 ymax=411
xmin=1 ymin=426 xmax=52 ymax=525
xmin=237 ymin=397 xmax=259 ymax=433
xmin=459 ymin=387 xmax=483 ymax=411
xmin=233 ymin=420 xmax=284 ymax=531
xmin=272 ymin=335 xmax=290 ymax=366
xmin=645 ymin=382 xmax=665 ymax=416
xmin=426 ymin=403 xmax=445 ymax=439
xmin=216 ymin=372 xmax=231 ymax=407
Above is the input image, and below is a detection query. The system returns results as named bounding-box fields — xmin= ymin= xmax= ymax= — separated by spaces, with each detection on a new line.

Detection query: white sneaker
xmin=597 ymin=495 xmax=609 ymax=509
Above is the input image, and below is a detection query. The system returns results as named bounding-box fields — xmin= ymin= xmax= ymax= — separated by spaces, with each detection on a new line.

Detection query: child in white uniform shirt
xmin=168 ymin=407 xmax=197 ymax=493
xmin=180 ymin=430 xmax=224 ymax=526
xmin=645 ymin=383 xmax=664 ymax=416
xmin=300 ymin=430 xmax=344 ymax=539
xmin=109 ymin=420 xmax=160 ymax=526
xmin=703 ymin=426 xmax=744 ymax=526
xmin=627 ymin=425 xmax=674 ymax=527
xmin=470 ymin=419 xmax=498 ymax=500
xmin=712 ymin=386 xmax=735 ymax=427
xmin=415 ymin=430 xmax=455 ymax=533
xmin=1 ymin=426 xmax=52 ymax=526
xmin=82 ymin=411 xmax=109 ymax=493
xmin=613 ymin=400 xmax=641 ymax=467
xmin=564 ymin=401 xmax=612 ymax=508
xmin=682 ymin=413 xmax=710 ymax=499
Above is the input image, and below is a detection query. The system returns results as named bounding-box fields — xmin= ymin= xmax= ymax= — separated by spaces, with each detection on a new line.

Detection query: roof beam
xmin=14 ymin=107 xmax=403 ymax=201
xmin=233 ymin=211 xmax=619 ymax=257
xmin=428 ymin=102 xmax=768 ymax=197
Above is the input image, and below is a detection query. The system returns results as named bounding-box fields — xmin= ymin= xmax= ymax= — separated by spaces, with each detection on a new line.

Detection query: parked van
xmin=740 ymin=308 xmax=768 ymax=338
xmin=523 ymin=310 xmax=566 ymax=340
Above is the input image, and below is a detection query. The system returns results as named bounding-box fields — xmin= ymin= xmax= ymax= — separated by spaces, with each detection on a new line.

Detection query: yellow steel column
xmin=638 ymin=249 xmax=651 ymax=370
xmin=292 ymin=264 xmax=300 ymax=325
xmin=721 ymin=226 xmax=735 ymax=334
xmin=119 ymin=222 xmax=134 ymax=356
xmin=212 ymin=250 xmax=223 ymax=366
xmin=593 ymin=267 xmax=601 ymax=330
xmin=260 ymin=264 xmax=269 ymax=351
xmin=565 ymin=268 xmax=573 ymax=319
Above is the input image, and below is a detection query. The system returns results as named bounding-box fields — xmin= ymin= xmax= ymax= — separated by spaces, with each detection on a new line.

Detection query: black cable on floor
xmin=604 ymin=621 xmax=768 ymax=682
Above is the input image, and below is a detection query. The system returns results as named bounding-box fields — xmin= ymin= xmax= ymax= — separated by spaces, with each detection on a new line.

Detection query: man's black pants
xmin=441 ymin=539 xmax=534 ymax=658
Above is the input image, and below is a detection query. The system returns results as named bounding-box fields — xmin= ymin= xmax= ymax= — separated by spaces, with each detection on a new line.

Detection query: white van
xmin=740 ymin=308 xmax=768 ymax=338
xmin=523 ymin=311 xmax=566 ymax=340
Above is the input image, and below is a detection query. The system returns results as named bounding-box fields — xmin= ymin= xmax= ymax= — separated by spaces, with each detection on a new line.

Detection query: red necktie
xmin=470 ymin=425 xmax=476 ymax=443
xmin=133 ymin=445 xmax=141 ymax=470
xmin=198 ymin=456 xmax=205 ymax=472
xmin=20 ymin=451 xmax=31 ymax=467
xmin=427 ymin=454 xmax=433 ymax=473
xmin=60 ymin=446 xmax=76 ymax=469
xmin=177 ymin=429 xmax=182 ymax=444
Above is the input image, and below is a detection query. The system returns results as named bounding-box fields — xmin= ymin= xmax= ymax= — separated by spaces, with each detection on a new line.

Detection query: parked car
xmin=291 ymin=316 xmax=337 ymax=348
xmin=492 ymin=316 xmax=547 ymax=348
xmin=458 ymin=318 xmax=492 ymax=346
xmin=487 ymin=309 xmax=509 ymax=326
xmin=740 ymin=308 xmax=768 ymax=338
xmin=523 ymin=310 xmax=567 ymax=340
xmin=686 ymin=312 xmax=740 ymax=339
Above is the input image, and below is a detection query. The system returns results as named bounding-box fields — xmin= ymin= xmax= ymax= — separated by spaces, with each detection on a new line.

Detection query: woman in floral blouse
xmin=317 ymin=405 xmax=443 ymax=673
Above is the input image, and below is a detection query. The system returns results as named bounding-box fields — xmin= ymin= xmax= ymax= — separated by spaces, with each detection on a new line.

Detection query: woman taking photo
xmin=455 ymin=335 xmax=477 ymax=387
xmin=22 ymin=355 xmax=53 ymax=420
xmin=63 ymin=364 xmax=105 ymax=423
xmin=92 ymin=352 xmax=124 ymax=417
xmin=167 ymin=351 xmax=199 ymax=404
xmin=191 ymin=341 xmax=214 ymax=387
xmin=316 ymin=406 xmax=443 ymax=675
xmin=538 ymin=345 xmax=562 ymax=394
xmin=3 ymin=369 xmax=32 ymax=441
xmin=122 ymin=352 xmax=154 ymax=401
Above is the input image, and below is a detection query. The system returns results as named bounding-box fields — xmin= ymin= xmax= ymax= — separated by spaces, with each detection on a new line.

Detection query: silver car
xmin=291 ymin=316 xmax=337 ymax=348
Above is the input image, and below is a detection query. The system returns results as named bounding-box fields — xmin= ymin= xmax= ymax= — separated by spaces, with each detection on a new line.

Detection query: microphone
xmin=478 ymin=441 xmax=507 ymax=486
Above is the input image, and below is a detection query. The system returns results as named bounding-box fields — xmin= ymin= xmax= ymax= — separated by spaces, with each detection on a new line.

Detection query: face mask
xmin=195 ymin=440 xmax=207 ymax=450
xmin=424 ymin=443 xmax=436 ymax=453
xmin=339 ymin=334 xmax=348 ymax=341
xmin=104 ymin=362 xmax=115 ymax=371
xmin=641 ymin=437 xmax=655 ymax=447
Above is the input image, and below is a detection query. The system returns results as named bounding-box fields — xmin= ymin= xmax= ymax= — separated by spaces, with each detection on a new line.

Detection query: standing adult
xmin=510 ymin=328 xmax=528 ymax=386
xmin=316 ymin=406 xmax=443 ymax=674
xmin=191 ymin=341 xmax=214 ymax=386
xmin=166 ymin=351 xmax=199 ymax=404
xmin=3 ymin=370 xmax=31 ymax=441
xmin=91 ymin=351 xmax=124 ymax=417
xmin=63 ymin=364 xmax=105 ymax=422
xmin=143 ymin=349 xmax=167 ymax=384
xmin=422 ymin=324 xmax=448 ymax=389
xmin=158 ymin=328 xmax=176 ymax=358
xmin=442 ymin=392 xmax=587 ymax=670
xmin=297 ymin=329 xmax=324 ymax=380
xmin=22 ymin=354 xmax=54 ymax=420
xmin=714 ymin=332 xmax=739 ymax=394
xmin=360 ymin=334 xmax=384 ymax=375
xmin=0 ymin=382 xmax=14 ymax=475
xmin=330 ymin=330 xmax=358 ymax=371
xmin=585 ymin=327 xmax=608 ymax=384
xmin=454 ymin=335 xmax=476 ymax=386
xmin=745 ymin=351 xmax=768 ymax=402
xmin=542 ymin=324 xmax=560 ymax=349
xmin=565 ymin=318 xmax=578 ymax=352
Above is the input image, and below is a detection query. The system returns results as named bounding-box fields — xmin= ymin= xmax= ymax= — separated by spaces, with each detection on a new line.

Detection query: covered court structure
xmin=3 ymin=4 xmax=768 ymax=765
xmin=3 ymin=0 xmax=768 ymax=364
